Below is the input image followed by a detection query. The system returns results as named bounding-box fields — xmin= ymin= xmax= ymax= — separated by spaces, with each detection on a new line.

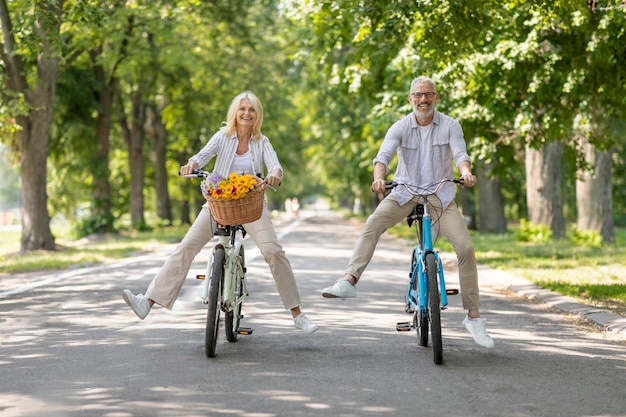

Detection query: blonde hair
xmin=222 ymin=91 xmax=264 ymax=141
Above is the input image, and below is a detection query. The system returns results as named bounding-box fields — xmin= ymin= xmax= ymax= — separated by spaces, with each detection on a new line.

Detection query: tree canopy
xmin=1 ymin=0 xmax=624 ymax=249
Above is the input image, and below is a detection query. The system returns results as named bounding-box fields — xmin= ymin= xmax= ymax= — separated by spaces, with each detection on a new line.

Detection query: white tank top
xmin=230 ymin=150 xmax=254 ymax=175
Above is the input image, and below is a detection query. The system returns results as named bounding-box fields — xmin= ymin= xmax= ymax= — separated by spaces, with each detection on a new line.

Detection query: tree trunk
xmin=19 ymin=108 xmax=56 ymax=251
xmin=0 ymin=0 xmax=61 ymax=251
xmin=148 ymin=102 xmax=172 ymax=225
xmin=90 ymin=49 xmax=116 ymax=233
xmin=477 ymin=162 xmax=507 ymax=233
xmin=576 ymin=136 xmax=615 ymax=244
xmin=121 ymin=89 xmax=147 ymax=229
xmin=525 ymin=141 xmax=565 ymax=238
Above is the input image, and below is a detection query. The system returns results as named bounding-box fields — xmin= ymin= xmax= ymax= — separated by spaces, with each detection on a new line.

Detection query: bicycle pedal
xmin=196 ymin=274 xmax=206 ymax=280
xmin=396 ymin=322 xmax=413 ymax=332
xmin=446 ymin=289 xmax=459 ymax=295
xmin=237 ymin=327 xmax=254 ymax=335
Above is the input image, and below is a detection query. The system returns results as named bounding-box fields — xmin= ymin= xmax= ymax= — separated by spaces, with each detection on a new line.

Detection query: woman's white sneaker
xmin=122 ymin=289 xmax=151 ymax=320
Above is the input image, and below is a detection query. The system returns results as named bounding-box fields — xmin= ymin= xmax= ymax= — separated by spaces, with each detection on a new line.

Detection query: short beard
xmin=412 ymin=104 xmax=434 ymax=120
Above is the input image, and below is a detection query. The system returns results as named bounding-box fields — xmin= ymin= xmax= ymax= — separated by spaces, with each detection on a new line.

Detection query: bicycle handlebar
xmin=179 ymin=169 xmax=210 ymax=178
xmin=384 ymin=178 xmax=464 ymax=194
xmin=178 ymin=169 xmax=278 ymax=191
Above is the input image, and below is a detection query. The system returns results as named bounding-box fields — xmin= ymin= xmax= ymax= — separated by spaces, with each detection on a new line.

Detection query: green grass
xmin=0 ymin=225 xmax=188 ymax=274
xmin=389 ymin=224 xmax=626 ymax=315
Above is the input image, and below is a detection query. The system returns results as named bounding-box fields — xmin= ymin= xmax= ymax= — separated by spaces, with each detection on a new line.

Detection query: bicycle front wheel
xmin=206 ymin=247 xmax=225 ymax=358
xmin=426 ymin=253 xmax=443 ymax=364
xmin=225 ymin=245 xmax=245 ymax=343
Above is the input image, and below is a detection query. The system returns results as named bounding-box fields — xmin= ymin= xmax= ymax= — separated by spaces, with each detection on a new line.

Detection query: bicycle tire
xmin=426 ymin=252 xmax=443 ymax=364
xmin=206 ymin=247 xmax=225 ymax=358
xmin=225 ymin=246 xmax=245 ymax=343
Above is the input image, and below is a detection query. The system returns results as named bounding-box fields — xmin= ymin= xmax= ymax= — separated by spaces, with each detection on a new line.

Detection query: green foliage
xmin=3 ymin=0 xmax=625 ymax=242
xmin=515 ymin=219 xmax=554 ymax=243
xmin=567 ymin=225 xmax=603 ymax=248
xmin=76 ymin=214 xmax=117 ymax=238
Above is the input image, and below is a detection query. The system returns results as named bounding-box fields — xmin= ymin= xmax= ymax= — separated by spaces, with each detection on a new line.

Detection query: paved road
xmin=1 ymin=209 xmax=625 ymax=417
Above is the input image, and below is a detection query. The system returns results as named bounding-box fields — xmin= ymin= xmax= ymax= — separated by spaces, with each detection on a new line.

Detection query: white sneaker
xmin=294 ymin=313 xmax=319 ymax=333
xmin=462 ymin=316 xmax=495 ymax=348
xmin=122 ymin=289 xmax=151 ymax=320
xmin=321 ymin=278 xmax=356 ymax=298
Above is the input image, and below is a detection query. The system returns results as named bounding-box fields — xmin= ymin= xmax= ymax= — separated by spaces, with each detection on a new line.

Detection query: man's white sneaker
xmin=462 ymin=316 xmax=495 ymax=348
xmin=122 ymin=289 xmax=151 ymax=320
xmin=321 ymin=278 xmax=356 ymax=298
xmin=294 ymin=313 xmax=319 ymax=333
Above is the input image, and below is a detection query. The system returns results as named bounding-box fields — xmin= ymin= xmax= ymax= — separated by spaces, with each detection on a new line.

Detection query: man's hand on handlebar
xmin=371 ymin=178 xmax=387 ymax=193
xmin=459 ymin=173 xmax=476 ymax=188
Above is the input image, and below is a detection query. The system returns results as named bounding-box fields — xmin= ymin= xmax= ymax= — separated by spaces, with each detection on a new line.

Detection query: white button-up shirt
xmin=373 ymin=111 xmax=471 ymax=209
xmin=189 ymin=129 xmax=283 ymax=179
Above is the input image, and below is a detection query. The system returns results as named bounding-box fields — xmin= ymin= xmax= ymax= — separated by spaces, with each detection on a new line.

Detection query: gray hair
xmin=410 ymin=76 xmax=437 ymax=93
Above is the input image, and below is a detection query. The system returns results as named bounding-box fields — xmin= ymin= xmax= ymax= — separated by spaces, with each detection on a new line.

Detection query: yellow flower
xmin=202 ymin=172 xmax=258 ymax=200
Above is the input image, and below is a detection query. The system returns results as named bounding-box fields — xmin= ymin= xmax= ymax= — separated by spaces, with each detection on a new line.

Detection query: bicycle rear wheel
xmin=225 ymin=246 xmax=245 ymax=343
xmin=206 ymin=247 xmax=225 ymax=358
xmin=426 ymin=253 xmax=443 ymax=364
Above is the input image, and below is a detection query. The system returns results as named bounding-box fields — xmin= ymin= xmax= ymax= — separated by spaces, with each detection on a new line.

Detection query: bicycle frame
xmin=200 ymin=225 xmax=248 ymax=313
xmin=394 ymin=178 xmax=462 ymax=364
xmin=408 ymin=199 xmax=450 ymax=314
xmin=181 ymin=168 xmax=258 ymax=357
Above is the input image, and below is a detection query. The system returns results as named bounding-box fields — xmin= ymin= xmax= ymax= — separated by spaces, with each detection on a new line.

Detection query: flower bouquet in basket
xmin=200 ymin=172 xmax=265 ymax=225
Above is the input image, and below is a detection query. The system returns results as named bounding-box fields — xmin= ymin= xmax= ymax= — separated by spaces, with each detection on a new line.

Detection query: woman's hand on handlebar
xmin=180 ymin=161 xmax=198 ymax=177
xmin=265 ymin=174 xmax=281 ymax=188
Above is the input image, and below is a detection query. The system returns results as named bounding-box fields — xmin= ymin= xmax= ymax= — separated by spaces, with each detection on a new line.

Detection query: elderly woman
xmin=123 ymin=91 xmax=318 ymax=334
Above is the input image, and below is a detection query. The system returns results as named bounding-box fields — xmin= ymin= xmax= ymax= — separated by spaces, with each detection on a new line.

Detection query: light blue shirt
xmin=373 ymin=111 xmax=471 ymax=209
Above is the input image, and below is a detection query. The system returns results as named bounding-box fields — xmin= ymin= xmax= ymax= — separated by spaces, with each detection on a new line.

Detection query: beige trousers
xmin=346 ymin=194 xmax=481 ymax=310
xmin=146 ymin=207 xmax=302 ymax=310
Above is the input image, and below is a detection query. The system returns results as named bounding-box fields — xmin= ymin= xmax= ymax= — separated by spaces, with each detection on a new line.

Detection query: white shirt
xmin=230 ymin=150 xmax=254 ymax=175
xmin=188 ymin=129 xmax=283 ymax=179
xmin=373 ymin=111 xmax=471 ymax=209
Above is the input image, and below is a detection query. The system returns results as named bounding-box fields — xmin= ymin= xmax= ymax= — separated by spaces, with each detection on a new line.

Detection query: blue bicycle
xmin=394 ymin=178 xmax=463 ymax=365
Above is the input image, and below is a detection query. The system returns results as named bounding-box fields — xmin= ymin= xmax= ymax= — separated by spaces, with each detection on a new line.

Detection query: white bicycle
xmin=183 ymin=169 xmax=255 ymax=358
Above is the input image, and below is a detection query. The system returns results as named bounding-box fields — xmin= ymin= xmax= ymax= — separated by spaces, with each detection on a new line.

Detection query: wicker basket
xmin=206 ymin=188 xmax=265 ymax=225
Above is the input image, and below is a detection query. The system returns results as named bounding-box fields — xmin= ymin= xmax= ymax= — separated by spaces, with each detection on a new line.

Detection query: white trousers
xmin=146 ymin=207 xmax=302 ymax=310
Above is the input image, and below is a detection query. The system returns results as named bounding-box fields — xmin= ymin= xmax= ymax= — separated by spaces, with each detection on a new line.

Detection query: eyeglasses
xmin=410 ymin=92 xmax=437 ymax=99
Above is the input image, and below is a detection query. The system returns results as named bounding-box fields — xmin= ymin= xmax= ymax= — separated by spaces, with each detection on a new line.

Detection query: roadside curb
xmin=477 ymin=264 xmax=626 ymax=339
